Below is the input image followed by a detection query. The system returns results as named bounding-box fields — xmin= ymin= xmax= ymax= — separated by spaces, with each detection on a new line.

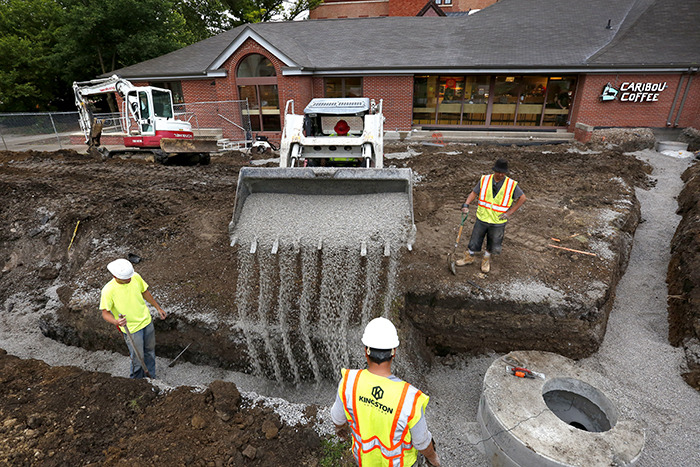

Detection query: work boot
xmin=455 ymin=252 xmax=474 ymax=267
xmin=481 ymin=255 xmax=491 ymax=273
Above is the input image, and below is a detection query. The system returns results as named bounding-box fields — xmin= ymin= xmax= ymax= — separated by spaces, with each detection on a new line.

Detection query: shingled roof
xmin=112 ymin=0 xmax=699 ymax=80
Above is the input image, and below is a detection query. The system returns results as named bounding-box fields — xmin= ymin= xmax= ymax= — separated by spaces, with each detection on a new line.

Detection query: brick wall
xmin=363 ymin=76 xmax=415 ymax=131
xmin=309 ymin=0 xmax=389 ymax=19
xmin=572 ymin=73 xmax=699 ymax=129
xmin=388 ymin=0 xmax=431 ymax=16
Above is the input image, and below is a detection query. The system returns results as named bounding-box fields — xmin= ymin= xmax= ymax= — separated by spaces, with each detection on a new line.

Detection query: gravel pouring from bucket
xmin=448 ymin=213 xmax=468 ymax=275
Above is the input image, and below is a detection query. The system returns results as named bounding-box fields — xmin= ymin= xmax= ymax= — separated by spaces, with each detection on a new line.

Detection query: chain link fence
xmin=0 ymin=112 xmax=81 ymax=151
xmin=0 ymin=99 xmax=253 ymax=152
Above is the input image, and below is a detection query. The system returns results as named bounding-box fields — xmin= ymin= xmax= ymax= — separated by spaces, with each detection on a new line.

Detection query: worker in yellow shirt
xmin=331 ymin=317 xmax=441 ymax=466
xmin=99 ymin=258 xmax=166 ymax=378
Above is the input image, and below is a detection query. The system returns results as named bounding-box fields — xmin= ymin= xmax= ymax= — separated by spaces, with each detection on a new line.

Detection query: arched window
xmin=237 ymin=54 xmax=280 ymax=131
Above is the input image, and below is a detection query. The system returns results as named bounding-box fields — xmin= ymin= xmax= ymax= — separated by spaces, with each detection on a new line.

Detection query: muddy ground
xmin=0 ymin=137 xmax=696 ymax=465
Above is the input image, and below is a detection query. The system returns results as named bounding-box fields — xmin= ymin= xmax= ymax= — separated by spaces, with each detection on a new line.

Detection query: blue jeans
xmin=468 ymin=218 xmax=506 ymax=255
xmin=123 ymin=321 xmax=156 ymax=378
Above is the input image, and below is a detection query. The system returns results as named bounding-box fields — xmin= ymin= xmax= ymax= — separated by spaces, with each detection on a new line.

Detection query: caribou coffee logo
xmin=601 ymin=81 xmax=667 ymax=103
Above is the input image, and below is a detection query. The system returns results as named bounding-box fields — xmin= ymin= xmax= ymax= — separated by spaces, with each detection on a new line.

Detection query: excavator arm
xmin=72 ymin=75 xmax=135 ymax=151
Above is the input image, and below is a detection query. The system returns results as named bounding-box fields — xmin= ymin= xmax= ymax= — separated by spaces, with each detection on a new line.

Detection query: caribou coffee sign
xmin=601 ymin=81 xmax=668 ymax=103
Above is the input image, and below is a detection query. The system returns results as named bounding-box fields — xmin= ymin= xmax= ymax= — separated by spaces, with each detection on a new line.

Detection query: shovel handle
xmin=454 ymin=213 xmax=468 ymax=246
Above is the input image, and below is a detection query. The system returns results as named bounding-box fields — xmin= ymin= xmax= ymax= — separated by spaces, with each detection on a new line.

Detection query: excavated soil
xmin=0 ymin=141 xmax=675 ymax=464
xmin=668 ymin=160 xmax=700 ymax=389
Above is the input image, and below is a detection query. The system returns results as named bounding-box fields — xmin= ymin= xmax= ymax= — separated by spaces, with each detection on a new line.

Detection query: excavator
xmin=73 ymin=75 xmax=217 ymax=164
xmin=229 ymin=97 xmax=415 ymax=256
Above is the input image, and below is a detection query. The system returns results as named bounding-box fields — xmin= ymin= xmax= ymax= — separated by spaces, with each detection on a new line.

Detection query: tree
xmin=54 ymin=0 xmax=191 ymax=81
xmin=0 ymin=0 xmax=66 ymax=111
xmin=221 ymin=0 xmax=322 ymax=23
xmin=0 ymin=0 xmax=322 ymax=111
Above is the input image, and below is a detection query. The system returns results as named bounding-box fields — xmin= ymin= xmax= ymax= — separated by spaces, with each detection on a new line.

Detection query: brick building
xmin=308 ymin=0 xmax=497 ymax=19
xmin=109 ymin=0 xmax=700 ymax=142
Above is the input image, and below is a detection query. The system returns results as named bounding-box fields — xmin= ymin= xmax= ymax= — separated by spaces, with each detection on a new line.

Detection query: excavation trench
xmin=3 ymin=143 xmax=651 ymax=388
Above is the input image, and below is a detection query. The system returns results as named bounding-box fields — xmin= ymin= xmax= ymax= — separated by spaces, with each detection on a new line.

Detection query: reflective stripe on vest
xmin=477 ymin=174 xmax=517 ymax=224
xmin=339 ymin=369 xmax=427 ymax=467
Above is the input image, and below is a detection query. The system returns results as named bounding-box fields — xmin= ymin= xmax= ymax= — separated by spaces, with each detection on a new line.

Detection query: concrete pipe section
xmin=477 ymin=350 xmax=644 ymax=466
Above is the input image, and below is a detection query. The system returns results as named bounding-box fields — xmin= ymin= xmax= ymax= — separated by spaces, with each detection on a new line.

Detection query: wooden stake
xmin=548 ymin=244 xmax=597 ymax=257
xmin=551 ymin=237 xmax=561 ymax=242
xmin=67 ymin=220 xmax=80 ymax=252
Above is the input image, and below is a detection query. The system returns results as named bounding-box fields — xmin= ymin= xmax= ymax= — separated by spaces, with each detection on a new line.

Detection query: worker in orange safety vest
xmin=331 ymin=317 xmax=441 ymax=467
xmin=456 ymin=158 xmax=527 ymax=273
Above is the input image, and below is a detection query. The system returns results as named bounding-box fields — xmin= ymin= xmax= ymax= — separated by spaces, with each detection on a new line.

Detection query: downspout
xmin=673 ymin=67 xmax=698 ymax=127
xmin=666 ymin=75 xmax=684 ymax=127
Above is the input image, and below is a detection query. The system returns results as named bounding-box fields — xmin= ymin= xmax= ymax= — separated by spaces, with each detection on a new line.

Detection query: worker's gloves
xmin=499 ymin=212 xmax=510 ymax=220
xmin=334 ymin=424 xmax=350 ymax=442
xmin=461 ymin=203 xmax=469 ymax=214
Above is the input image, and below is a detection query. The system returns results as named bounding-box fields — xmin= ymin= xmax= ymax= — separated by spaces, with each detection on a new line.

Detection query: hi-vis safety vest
xmin=476 ymin=174 xmax=518 ymax=225
xmin=339 ymin=368 xmax=429 ymax=467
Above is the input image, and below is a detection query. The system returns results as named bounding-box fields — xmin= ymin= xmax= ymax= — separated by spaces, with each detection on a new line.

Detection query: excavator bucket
xmin=229 ymin=167 xmax=415 ymax=254
xmin=160 ymin=137 xmax=219 ymax=154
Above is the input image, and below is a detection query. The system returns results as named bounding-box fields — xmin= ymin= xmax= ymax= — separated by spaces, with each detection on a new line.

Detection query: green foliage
xmin=0 ymin=0 xmax=66 ymax=110
xmin=319 ymin=437 xmax=353 ymax=467
xmin=0 ymin=0 xmax=321 ymax=111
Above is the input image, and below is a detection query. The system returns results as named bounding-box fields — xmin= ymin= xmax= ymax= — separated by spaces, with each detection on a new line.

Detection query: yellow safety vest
xmin=339 ymin=368 xmax=429 ymax=467
xmin=476 ymin=174 xmax=518 ymax=225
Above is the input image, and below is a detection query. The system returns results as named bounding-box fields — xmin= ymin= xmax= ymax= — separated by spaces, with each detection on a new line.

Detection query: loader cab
xmin=302 ymin=98 xmax=371 ymax=137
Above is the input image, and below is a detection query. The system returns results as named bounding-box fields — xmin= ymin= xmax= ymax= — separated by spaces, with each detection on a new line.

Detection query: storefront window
xmin=413 ymin=76 xmax=438 ymax=125
xmin=516 ymin=76 xmax=547 ymax=126
xmin=237 ymin=54 xmax=280 ymax=131
xmin=325 ymin=78 xmax=362 ymax=98
xmin=463 ymin=76 xmax=490 ymax=125
xmin=491 ymin=76 xmax=520 ymax=125
xmin=412 ymin=74 xmax=576 ymax=128
xmin=543 ymin=77 xmax=576 ymax=126
xmin=437 ymin=77 xmax=464 ymax=125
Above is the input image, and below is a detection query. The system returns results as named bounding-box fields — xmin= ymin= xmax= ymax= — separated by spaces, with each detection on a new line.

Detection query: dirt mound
xmin=667 ymin=160 xmax=700 ymax=390
xmin=679 ymin=127 xmax=700 ymax=152
xmin=588 ymin=127 xmax=656 ymax=152
xmin=0 ymin=349 xmax=322 ymax=466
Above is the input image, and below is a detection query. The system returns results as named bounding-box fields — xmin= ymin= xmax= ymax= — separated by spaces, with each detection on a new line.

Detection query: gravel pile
xmin=590 ymin=127 xmax=656 ymax=152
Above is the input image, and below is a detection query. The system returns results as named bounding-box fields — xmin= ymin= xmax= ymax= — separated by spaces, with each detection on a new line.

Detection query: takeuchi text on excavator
xmin=72 ymin=75 xmax=217 ymax=164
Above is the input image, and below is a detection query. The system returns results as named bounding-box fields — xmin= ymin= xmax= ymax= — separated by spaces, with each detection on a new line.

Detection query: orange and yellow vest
xmin=476 ymin=174 xmax=518 ymax=225
xmin=339 ymin=368 xmax=429 ymax=467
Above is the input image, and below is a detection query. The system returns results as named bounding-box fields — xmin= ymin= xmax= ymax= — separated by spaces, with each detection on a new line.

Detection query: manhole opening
xmin=542 ymin=378 xmax=618 ymax=433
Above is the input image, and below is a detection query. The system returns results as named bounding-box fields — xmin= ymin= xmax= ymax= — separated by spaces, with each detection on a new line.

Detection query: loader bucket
xmin=160 ymin=137 xmax=219 ymax=154
xmin=229 ymin=167 xmax=415 ymax=253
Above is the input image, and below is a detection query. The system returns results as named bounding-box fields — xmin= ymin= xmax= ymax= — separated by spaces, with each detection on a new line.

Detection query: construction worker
xmin=99 ymin=258 xmax=166 ymax=378
xmin=457 ymin=158 xmax=526 ymax=273
xmin=332 ymin=119 xmax=351 ymax=136
xmin=331 ymin=317 xmax=441 ymax=467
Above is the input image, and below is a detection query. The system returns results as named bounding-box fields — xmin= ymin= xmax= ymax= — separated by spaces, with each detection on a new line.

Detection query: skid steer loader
xmin=229 ymin=98 xmax=415 ymax=256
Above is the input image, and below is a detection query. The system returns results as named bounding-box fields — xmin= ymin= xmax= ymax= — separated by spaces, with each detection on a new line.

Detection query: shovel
xmin=168 ymin=343 xmax=192 ymax=367
xmin=448 ymin=213 xmax=469 ymax=275
xmin=118 ymin=314 xmax=152 ymax=378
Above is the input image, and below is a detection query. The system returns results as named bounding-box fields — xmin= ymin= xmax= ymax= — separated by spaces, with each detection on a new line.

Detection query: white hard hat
xmin=362 ymin=317 xmax=399 ymax=350
xmin=107 ymin=258 xmax=134 ymax=280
